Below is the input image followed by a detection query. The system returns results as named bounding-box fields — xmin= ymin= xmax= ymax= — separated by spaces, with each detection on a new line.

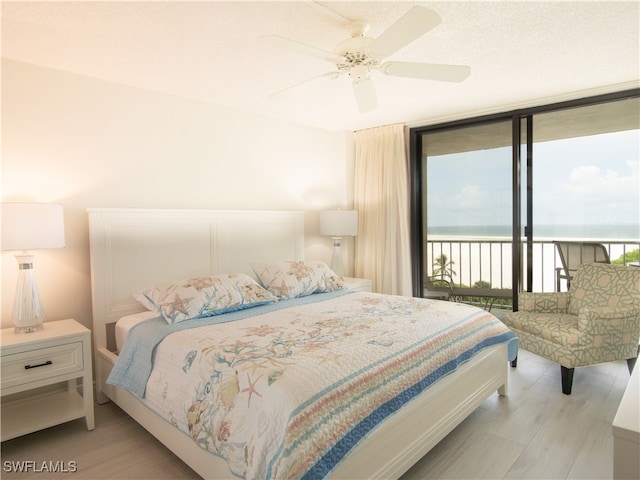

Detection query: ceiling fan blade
xmin=380 ymin=61 xmax=470 ymax=82
xmin=261 ymin=35 xmax=344 ymax=63
xmin=369 ymin=6 xmax=441 ymax=58
xmin=269 ymin=71 xmax=341 ymax=101
xmin=352 ymin=77 xmax=377 ymax=113
xmin=305 ymin=0 xmax=353 ymax=25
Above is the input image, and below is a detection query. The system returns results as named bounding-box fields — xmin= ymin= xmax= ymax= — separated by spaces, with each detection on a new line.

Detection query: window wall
xmin=409 ymin=90 xmax=640 ymax=307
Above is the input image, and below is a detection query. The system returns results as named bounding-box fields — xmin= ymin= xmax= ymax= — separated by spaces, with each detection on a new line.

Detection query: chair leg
xmin=627 ymin=345 xmax=640 ymax=374
xmin=627 ymin=357 xmax=637 ymax=374
xmin=510 ymin=356 xmax=517 ymax=368
xmin=561 ymin=366 xmax=574 ymax=395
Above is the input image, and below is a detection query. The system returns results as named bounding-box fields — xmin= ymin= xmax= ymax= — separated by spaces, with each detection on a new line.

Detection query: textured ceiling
xmin=2 ymin=1 xmax=639 ymax=132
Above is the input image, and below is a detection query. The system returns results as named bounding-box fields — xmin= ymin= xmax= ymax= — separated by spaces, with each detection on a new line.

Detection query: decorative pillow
xmin=251 ymin=261 xmax=344 ymax=299
xmin=133 ymin=273 xmax=277 ymax=324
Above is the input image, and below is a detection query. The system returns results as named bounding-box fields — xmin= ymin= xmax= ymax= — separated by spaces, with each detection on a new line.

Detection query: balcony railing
xmin=425 ymin=238 xmax=640 ymax=310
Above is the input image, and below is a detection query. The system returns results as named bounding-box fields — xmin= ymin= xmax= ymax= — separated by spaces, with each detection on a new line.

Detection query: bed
xmin=88 ymin=208 xmax=517 ymax=480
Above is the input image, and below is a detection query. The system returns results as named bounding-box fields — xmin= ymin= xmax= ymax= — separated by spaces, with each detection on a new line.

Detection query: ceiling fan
xmin=262 ymin=5 xmax=470 ymax=113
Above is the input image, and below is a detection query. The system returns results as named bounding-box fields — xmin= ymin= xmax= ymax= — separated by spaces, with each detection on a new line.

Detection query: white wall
xmin=1 ymin=59 xmax=354 ymax=330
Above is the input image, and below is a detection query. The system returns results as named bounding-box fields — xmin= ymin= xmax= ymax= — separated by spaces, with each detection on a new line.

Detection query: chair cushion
xmin=504 ymin=311 xmax=583 ymax=347
xmin=569 ymin=263 xmax=640 ymax=316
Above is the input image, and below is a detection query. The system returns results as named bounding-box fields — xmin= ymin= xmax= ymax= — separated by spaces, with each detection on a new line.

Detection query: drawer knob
xmin=24 ymin=360 xmax=53 ymax=370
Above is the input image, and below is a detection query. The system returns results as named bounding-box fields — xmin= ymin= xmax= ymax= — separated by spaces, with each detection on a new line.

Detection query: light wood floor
xmin=0 ymin=349 xmax=632 ymax=480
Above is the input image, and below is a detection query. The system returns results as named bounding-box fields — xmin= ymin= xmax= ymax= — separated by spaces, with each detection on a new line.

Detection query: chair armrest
xmin=518 ymin=292 xmax=570 ymax=313
xmin=578 ymin=306 xmax=640 ymax=337
xmin=425 ymin=276 xmax=454 ymax=294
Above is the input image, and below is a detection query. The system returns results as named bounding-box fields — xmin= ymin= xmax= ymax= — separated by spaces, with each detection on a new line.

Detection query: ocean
xmin=427 ymin=224 xmax=640 ymax=241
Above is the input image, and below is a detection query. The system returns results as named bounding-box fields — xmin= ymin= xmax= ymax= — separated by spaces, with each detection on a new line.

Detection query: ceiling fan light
xmin=352 ymin=77 xmax=377 ymax=113
xmin=349 ymin=64 xmax=369 ymax=82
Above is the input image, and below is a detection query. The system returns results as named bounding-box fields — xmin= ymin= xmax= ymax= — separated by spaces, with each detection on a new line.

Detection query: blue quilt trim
xmin=305 ymin=331 xmax=518 ymax=480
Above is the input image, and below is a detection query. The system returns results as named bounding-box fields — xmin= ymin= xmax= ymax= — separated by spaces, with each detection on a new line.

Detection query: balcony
xmin=425 ymin=238 xmax=640 ymax=312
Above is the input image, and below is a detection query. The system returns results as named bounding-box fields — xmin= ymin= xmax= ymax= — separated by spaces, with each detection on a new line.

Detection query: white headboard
xmin=88 ymin=209 xmax=305 ymax=351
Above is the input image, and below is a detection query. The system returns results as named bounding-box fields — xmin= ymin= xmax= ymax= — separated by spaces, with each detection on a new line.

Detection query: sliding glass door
xmin=419 ymin=120 xmax=513 ymax=308
xmin=410 ymin=90 xmax=640 ymax=308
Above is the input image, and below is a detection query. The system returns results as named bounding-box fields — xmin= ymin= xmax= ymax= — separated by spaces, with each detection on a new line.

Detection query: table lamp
xmin=319 ymin=209 xmax=358 ymax=277
xmin=1 ymin=202 xmax=65 ymax=333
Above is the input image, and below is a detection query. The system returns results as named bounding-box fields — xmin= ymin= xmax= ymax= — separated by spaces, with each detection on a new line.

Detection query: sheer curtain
xmin=353 ymin=123 xmax=412 ymax=296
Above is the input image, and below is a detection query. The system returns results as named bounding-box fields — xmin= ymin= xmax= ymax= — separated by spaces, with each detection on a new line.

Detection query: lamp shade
xmin=319 ymin=210 xmax=358 ymax=236
xmin=2 ymin=203 xmax=66 ymax=251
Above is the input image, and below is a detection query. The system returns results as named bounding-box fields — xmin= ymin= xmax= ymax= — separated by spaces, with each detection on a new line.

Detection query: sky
xmin=427 ymin=129 xmax=640 ymax=239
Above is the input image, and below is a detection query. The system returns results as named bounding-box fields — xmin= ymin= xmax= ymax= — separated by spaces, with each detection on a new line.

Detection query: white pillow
xmin=134 ymin=273 xmax=277 ymax=324
xmin=251 ymin=261 xmax=344 ymax=300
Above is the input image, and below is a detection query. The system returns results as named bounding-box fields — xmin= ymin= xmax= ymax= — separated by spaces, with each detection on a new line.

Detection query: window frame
xmin=408 ymin=88 xmax=640 ymax=299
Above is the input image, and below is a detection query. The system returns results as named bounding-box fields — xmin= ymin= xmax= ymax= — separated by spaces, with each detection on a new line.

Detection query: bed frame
xmin=88 ymin=208 xmax=509 ymax=479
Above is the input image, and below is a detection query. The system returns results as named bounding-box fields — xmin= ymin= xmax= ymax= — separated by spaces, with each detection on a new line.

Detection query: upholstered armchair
xmin=504 ymin=263 xmax=640 ymax=394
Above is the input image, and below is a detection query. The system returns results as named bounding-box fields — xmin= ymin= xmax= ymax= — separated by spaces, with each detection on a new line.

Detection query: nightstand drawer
xmin=1 ymin=341 xmax=84 ymax=389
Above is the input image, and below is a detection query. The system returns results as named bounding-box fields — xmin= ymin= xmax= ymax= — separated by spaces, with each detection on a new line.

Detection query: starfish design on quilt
xmin=163 ymin=292 xmax=193 ymax=318
xmin=319 ymin=351 xmax=344 ymax=366
xmin=241 ymin=373 xmax=263 ymax=408
xmin=247 ymin=359 xmax=269 ymax=375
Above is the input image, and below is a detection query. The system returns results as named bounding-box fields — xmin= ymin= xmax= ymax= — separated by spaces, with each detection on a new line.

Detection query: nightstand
xmin=342 ymin=277 xmax=372 ymax=292
xmin=1 ymin=319 xmax=95 ymax=441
